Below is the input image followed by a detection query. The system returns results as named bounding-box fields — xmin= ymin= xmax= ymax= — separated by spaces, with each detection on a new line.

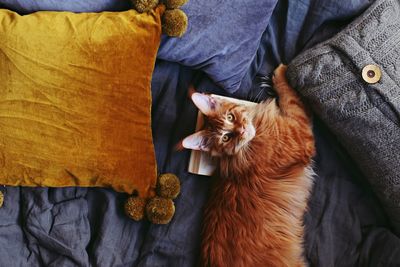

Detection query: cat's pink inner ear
xmin=182 ymin=131 xmax=210 ymax=151
xmin=191 ymin=93 xmax=215 ymax=115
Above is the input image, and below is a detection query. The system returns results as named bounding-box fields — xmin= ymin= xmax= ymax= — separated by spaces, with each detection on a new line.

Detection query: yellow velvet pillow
xmin=0 ymin=7 xmax=164 ymax=197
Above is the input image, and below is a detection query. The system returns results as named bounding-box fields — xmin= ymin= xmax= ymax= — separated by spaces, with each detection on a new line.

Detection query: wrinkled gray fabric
xmin=287 ymin=0 xmax=400 ymax=235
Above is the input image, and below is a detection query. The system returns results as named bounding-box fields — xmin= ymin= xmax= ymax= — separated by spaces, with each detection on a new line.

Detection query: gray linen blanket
xmin=288 ymin=0 xmax=400 ymax=235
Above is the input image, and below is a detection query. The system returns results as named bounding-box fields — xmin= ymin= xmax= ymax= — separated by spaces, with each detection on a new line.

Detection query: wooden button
xmin=362 ymin=64 xmax=381 ymax=84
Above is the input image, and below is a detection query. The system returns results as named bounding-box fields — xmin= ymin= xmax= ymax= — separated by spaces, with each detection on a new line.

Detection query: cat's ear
xmin=182 ymin=130 xmax=210 ymax=151
xmin=191 ymin=93 xmax=217 ymax=115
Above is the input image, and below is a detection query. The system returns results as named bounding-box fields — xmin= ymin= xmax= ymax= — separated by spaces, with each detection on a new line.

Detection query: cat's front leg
xmin=272 ymin=64 xmax=309 ymax=121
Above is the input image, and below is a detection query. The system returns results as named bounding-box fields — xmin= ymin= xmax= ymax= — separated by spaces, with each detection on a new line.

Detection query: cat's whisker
xmin=248 ymin=75 xmax=274 ymax=103
xmin=254 ymin=90 xmax=263 ymax=102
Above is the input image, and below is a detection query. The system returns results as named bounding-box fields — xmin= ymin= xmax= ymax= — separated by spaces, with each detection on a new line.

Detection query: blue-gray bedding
xmin=1 ymin=0 xmax=400 ymax=266
xmin=157 ymin=0 xmax=278 ymax=93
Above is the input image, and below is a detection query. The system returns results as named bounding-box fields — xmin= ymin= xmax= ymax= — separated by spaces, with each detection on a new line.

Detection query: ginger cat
xmin=182 ymin=65 xmax=315 ymax=267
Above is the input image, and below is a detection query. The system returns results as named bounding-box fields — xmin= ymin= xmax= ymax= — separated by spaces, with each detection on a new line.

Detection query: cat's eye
xmin=227 ymin=113 xmax=235 ymax=122
xmin=222 ymin=133 xmax=231 ymax=142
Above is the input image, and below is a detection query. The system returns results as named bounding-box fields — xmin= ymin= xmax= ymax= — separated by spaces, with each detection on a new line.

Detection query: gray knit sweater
xmin=287 ymin=0 xmax=400 ymax=234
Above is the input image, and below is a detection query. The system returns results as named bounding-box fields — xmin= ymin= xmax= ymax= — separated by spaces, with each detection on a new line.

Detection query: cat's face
xmin=182 ymin=93 xmax=256 ymax=156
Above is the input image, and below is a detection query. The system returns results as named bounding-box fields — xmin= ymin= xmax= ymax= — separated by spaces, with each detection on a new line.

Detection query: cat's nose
xmin=239 ymin=127 xmax=246 ymax=135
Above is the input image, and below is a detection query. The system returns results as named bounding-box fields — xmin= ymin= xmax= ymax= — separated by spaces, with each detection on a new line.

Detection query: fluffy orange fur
xmin=192 ymin=65 xmax=315 ymax=267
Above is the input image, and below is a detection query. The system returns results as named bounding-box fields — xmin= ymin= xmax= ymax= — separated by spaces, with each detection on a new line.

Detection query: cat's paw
xmin=272 ymin=64 xmax=288 ymax=85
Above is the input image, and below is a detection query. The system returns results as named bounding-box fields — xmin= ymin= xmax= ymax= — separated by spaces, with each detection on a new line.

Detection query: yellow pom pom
xmin=162 ymin=9 xmax=188 ymax=37
xmin=124 ymin=196 xmax=147 ymax=221
xmin=164 ymin=0 xmax=188 ymax=9
xmin=146 ymin=197 xmax=175 ymax=224
xmin=157 ymin=173 xmax=180 ymax=199
xmin=131 ymin=0 xmax=159 ymax=13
